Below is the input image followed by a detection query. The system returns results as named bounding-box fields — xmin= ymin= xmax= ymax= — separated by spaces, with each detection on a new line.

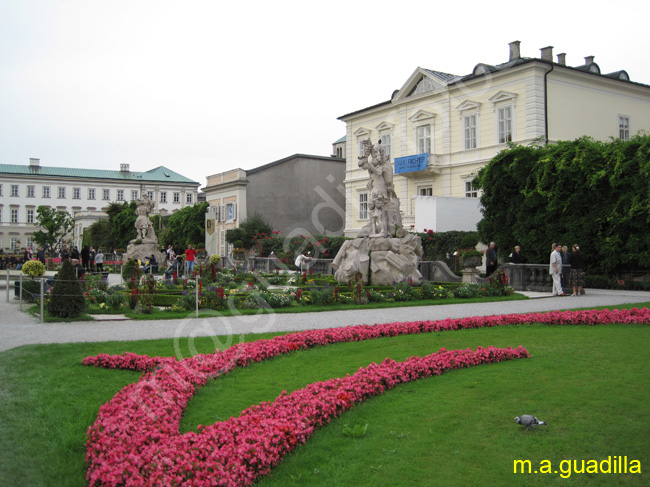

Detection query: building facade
xmin=0 ymin=159 xmax=200 ymax=251
xmin=339 ymin=41 xmax=650 ymax=236
xmin=203 ymin=154 xmax=346 ymax=257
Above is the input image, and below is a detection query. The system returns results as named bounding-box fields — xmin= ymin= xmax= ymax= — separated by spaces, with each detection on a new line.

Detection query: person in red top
xmin=184 ymin=244 xmax=197 ymax=273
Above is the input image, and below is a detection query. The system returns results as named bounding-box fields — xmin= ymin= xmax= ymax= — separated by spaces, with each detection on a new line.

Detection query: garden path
xmin=0 ymin=280 xmax=649 ymax=352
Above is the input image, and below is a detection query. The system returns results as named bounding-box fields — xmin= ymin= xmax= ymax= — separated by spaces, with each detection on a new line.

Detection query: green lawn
xmin=1 ymin=305 xmax=649 ymax=486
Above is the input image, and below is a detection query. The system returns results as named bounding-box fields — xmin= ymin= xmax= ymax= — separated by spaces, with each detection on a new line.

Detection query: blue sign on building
xmin=394 ymin=153 xmax=429 ymax=174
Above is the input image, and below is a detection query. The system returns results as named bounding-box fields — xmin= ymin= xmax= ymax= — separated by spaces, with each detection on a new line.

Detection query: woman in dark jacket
xmin=568 ymin=244 xmax=585 ymax=296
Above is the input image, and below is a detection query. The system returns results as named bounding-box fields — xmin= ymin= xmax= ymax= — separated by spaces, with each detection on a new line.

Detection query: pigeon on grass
xmin=514 ymin=415 xmax=547 ymax=430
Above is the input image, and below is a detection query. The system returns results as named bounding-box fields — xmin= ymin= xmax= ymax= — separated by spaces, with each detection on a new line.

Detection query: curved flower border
xmin=84 ymin=308 xmax=650 ymax=486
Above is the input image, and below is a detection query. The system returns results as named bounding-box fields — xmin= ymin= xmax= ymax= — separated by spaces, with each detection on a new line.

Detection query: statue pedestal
xmin=461 ymin=267 xmax=481 ymax=284
xmin=331 ymin=234 xmax=424 ymax=286
xmin=125 ymin=239 xmax=165 ymax=268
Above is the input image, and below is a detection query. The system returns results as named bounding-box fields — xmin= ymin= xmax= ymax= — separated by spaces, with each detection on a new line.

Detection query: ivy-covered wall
xmin=476 ymin=135 xmax=650 ymax=275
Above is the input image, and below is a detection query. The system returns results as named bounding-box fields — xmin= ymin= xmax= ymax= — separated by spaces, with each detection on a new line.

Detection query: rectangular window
xmin=11 ymin=185 xmax=19 ymax=197
xmin=27 ymin=209 xmax=34 ymax=223
xmin=131 ymin=190 xmax=138 ymax=201
xmin=619 ymin=115 xmax=630 ymax=141
xmin=498 ymin=107 xmax=512 ymax=143
xmin=186 ymin=193 xmax=193 ymax=204
xmin=464 ymin=115 xmax=477 ymax=149
xmin=58 ymin=187 xmax=66 ymax=199
xmin=0 ymin=208 xmax=2 ymax=222
xmin=173 ymin=192 xmax=180 ymax=203
xmin=146 ymin=191 xmax=154 ymax=201
xmin=417 ymin=125 xmax=431 ymax=154
xmin=117 ymin=190 xmax=124 ymax=201
xmin=73 ymin=188 xmax=81 ymax=199
xmin=26 ymin=237 xmax=33 ymax=248
xmin=227 ymin=203 xmax=235 ymax=221
xmin=419 ymin=187 xmax=433 ymax=196
xmin=27 ymin=185 xmax=35 ymax=198
xmin=10 ymin=238 xmax=18 ymax=250
xmin=0 ymin=184 xmax=2 ymax=196
xmin=43 ymin=186 xmax=50 ymax=198
xmin=359 ymin=193 xmax=368 ymax=220
xmin=160 ymin=192 xmax=167 ymax=203
xmin=88 ymin=188 xmax=96 ymax=200
xmin=102 ymin=189 xmax=110 ymax=200
xmin=465 ymin=181 xmax=478 ymax=198
xmin=11 ymin=209 xmax=19 ymax=223
xmin=379 ymin=134 xmax=392 ymax=161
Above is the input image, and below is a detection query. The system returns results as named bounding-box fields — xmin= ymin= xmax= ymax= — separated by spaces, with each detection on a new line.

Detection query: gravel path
xmin=1 ymin=285 xmax=649 ymax=353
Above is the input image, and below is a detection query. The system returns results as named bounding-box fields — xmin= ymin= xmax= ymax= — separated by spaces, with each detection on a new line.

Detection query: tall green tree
xmin=476 ymin=135 xmax=650 ymax=275
xmin=31 ymin=206 xmax=75 ymax=251
xmin=158 ymin=203 xmax=208 ymax=248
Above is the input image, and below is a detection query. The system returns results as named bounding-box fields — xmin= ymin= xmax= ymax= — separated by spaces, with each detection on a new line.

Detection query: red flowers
xmin=83 ymin=308 xmax=650 ymax=486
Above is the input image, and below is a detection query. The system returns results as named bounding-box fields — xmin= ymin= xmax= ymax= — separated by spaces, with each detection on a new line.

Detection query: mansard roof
xmin=339 ymin=47 xmax=650 ymax=122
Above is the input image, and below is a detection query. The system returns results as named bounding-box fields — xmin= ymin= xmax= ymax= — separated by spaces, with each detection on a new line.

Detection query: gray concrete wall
xmin=246 ymin=155 xmax=346 ymax=237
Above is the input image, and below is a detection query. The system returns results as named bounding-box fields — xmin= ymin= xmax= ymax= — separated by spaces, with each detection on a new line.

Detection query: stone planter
xmin=461 ymin=255 xmax=483 ymax=268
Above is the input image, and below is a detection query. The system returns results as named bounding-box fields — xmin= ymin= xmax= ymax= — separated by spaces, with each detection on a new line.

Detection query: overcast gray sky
xmin=2 ymin=0 xmax=648 ymax=188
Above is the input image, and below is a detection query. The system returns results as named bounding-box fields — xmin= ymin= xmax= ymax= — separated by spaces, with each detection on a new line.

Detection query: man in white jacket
xmin=549 ymin=243 xmax=566 ymax=296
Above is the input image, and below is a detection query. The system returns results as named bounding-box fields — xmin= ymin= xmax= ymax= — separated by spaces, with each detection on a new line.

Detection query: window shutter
xmin=232 ymin=203 xmax=237 ymax=220
xmin=221 ymin=205 xmax=226 ymax=222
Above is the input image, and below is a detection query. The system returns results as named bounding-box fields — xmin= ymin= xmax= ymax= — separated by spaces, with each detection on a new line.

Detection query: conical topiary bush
xmin=48 ymin=259 xmax=86 ymax=318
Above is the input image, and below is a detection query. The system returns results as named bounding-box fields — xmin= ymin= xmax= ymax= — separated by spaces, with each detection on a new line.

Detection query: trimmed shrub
xmin=48 ymin=259 xmax=86 ymax=318
xmin=22 ymin=260 xmax=46 ymax=278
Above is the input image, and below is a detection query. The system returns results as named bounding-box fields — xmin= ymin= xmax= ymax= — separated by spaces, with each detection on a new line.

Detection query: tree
xmin=48 ymin=259 xmax=86 ymax=318
xmin=32 ymin=206 xmax=75 ymax=251
xmin=110 ymin=202 xmax=137 ymax=249
xmin=225 ymin=214 xmax=272 ymax=249
xmin=158 ymin=203 xmax=208 ymax=248
xmin=476 ymin=135 xmax=650 ymax=275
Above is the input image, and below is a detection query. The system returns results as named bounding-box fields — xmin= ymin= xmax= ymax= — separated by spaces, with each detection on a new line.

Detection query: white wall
xmin=413 ymin=196 xmax=482 ymax=232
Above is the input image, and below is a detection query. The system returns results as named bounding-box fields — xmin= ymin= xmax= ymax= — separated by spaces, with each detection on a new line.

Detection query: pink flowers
xmin=83 ymin=307 xmax=650 ymax=486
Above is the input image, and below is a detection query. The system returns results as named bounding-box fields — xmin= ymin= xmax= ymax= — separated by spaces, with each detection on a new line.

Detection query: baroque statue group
xmin=331 ymin=139 xmax=424 ymax=286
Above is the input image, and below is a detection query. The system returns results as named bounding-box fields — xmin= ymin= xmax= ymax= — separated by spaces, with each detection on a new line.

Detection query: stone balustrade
xmin=492 ymin=263 xmax=571 ymax=292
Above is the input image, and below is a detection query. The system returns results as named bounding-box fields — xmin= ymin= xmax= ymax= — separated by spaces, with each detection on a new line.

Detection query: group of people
xmin=487 ymin=241 xmax=586 ymax=297
xmin=549 ymin=243 xmax=585 ymax=297
xmin=162 ymin=244 xmax=197 ymax=282
xmin=59 ymin=244 xmax=106 ymax=272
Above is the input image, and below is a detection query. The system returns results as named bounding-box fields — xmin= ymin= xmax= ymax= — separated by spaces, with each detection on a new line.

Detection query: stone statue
xmin=126 ymin=194 xmax=164 ymax=266
xmin=330 ymin=139 xmax=423 ymax=286
xmin=357 ymin=139 xmax=402 ymax=238
xmin=134 ymin=194 xmax=156 ymax=241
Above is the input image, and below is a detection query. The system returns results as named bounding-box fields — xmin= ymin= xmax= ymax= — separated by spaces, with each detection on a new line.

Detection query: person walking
xmin=549 ymin=242 xmax=566 ymax=296
xmin=568 ymin=244 xmax=585 ymax=296
xmin=81 ymin=245 xmax=91 ymax=270
xmin=94 ymin=249 xmax=104 ymax=272
xmin=485 ymin=242 xmax=498 ymax=276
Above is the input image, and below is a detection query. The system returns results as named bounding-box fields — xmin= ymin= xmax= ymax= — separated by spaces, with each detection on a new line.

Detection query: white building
xmin=0 ymin=159 xmax=200 ymax=251
xmin=338 ymin=41 xmax=650 ymax=236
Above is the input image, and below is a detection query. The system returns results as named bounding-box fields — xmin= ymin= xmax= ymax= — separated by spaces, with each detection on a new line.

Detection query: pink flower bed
xmin=83 ymin=307 xmax=650 ymax=486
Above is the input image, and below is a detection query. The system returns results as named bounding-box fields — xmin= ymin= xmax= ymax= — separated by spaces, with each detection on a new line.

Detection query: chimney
xmin=540 ymin=46 xmax=554 ymax=62
xmin=509 ymin=40 xmax=521 ymax=61
xmin=584 ymin=55 xmax=595 ymax=65
xmin=29 ymin=158 xmax=40 ymax=167
xmin=557 ymin=53 xmax=566 ymax=65
xmin=120 ymin=163 xmax=130 ymax=172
